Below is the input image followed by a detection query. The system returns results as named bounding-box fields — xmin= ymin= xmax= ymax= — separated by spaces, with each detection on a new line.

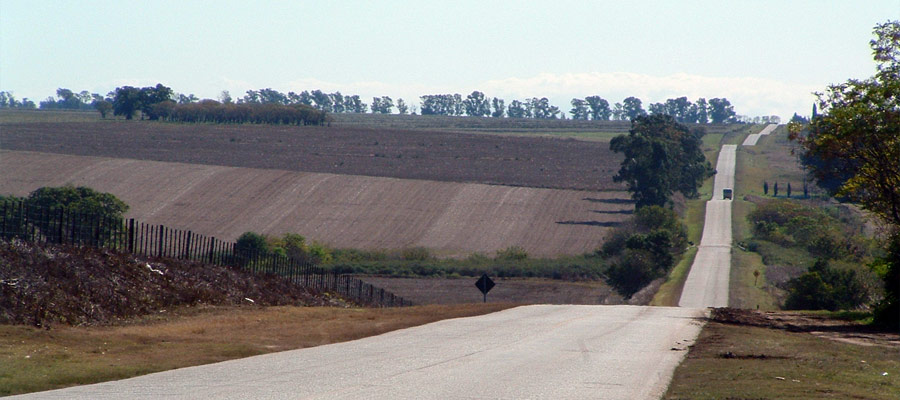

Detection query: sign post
xmin=475 ymin=273 xmax=495 ymax=303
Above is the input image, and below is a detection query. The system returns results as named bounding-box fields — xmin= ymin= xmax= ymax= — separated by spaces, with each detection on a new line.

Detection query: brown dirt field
xmin=359 ymin=276 xmax=627 ymax=305
xmin=0 ymin=121 xmax=625 ymax=191
xmin=0 ymin=151 xmax=632 ymax=257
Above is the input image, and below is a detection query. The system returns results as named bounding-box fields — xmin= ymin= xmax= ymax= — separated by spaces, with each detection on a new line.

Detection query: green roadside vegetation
xmin=731 ymin=125 xmax=811 ymax=309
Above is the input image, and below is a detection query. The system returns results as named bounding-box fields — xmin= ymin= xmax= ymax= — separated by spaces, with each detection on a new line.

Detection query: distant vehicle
xmin=723 ymin=188 xmax=733 ymax=200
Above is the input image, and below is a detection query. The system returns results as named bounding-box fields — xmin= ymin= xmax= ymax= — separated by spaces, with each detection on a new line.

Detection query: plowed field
xmin=0 ymin=151 xmax=631 ymax=257
xmin=0 ymin=121 xmax=624 ymax=191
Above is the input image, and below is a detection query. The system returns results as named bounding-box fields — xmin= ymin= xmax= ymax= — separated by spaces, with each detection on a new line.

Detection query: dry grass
xmin=0 ymin=303 xmax=516 ymax=396
xmin=665 ymin=316 xmax=900 ymax=399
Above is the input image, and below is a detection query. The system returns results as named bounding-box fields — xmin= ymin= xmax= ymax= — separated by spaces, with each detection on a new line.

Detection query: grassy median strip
xmin=0 ymin=303 xmax=516 ymax=396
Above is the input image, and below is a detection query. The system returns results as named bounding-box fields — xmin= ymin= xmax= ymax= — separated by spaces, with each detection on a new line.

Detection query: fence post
xmin=158 ymin=225 xmax=164 ymax=257
xmin=184 ymin=231 xmax=192 ymax=259
xmin=127 ymin=219 xmax=135 ymax=253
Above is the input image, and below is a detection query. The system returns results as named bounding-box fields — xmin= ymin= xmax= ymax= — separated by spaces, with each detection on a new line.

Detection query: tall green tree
xmin=621 ymin=96 xmax=646 ymax=120
xmin=610 ymin=115 xmax=714 ymax=208
xmin=585 ymin=95 xmax=611 ymax=120
xmin=491 ymin=97 xmax=505 ymax=118
xmin=707 ymin=97 xmax=736 ymax=123
xmin=789 ymin=20 xmax=900 ymax=328
xmin=569 ymin=98 xmax=589 ymax=120
xmin=112 ymin=86 xmax=142 ymax=119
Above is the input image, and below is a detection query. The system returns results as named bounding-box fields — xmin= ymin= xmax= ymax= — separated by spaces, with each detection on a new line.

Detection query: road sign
xmin=475 ymin=273 xmax=495 ymax=303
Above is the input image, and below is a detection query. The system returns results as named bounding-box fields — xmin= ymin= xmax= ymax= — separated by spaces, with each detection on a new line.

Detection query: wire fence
xmin=0 ymin=200 xmax=410 ymax=307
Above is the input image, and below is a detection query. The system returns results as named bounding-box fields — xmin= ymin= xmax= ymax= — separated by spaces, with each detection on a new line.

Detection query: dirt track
xmin=0 ymin=151 xmax=631 ymax=257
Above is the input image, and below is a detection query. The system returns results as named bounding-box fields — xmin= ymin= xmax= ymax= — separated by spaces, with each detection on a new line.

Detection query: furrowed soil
xmin=0 ymin=151 xmax=631 ymax=257
xmin=0 ymin=121 xmax=624 ymax=191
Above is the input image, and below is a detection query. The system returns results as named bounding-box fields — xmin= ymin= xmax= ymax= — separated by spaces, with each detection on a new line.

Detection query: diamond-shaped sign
xmin=475 ymin=273 xmax=495 ymax=302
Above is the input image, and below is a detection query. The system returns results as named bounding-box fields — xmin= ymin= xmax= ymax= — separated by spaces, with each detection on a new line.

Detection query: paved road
xmin=680 ymin=124 xmax=779 ymax=308
xmin=679 ymin=144 xmax=737 ymax=308
xmin=742 ymin=124 xmax=778 ymax=146
xmin=15 ymin=305 xmax=706 ymax=400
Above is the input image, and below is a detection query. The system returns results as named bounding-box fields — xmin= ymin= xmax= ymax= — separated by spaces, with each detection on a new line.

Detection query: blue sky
xmin=1 ymin=0 xmax=897 ymax=119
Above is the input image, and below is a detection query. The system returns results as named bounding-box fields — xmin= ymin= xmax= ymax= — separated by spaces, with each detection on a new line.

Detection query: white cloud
xmin=227 ymin=72 xmax=818 ymax=120
xmin=480 ymin=72 xmax=819 ymax=119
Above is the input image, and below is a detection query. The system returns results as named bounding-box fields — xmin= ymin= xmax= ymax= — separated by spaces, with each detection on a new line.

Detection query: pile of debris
xmin=0 ymin=239 xmax=342 ymax=327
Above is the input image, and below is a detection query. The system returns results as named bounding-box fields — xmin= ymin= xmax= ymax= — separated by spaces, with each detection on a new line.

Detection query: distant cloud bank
xmin=480 ymin=72 xmax=818 ymax=120
xmin=273 ymin=72 xmax=817 ymax=120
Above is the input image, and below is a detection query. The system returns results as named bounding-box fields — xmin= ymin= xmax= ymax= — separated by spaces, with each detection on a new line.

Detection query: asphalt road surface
xmin=679 ymin=144 xmax=736 ymax=308
xmin=15 ymin=305 xmax=706 ymax=400
xmin=680 ymin=123 xmax=778 ymax=308
xmin=742 ymin=123 xmax=778 ymax=146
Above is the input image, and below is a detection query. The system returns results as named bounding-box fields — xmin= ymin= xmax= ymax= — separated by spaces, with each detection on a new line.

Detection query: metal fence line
xmin=0 ymin=200 xmax=409 ymax=307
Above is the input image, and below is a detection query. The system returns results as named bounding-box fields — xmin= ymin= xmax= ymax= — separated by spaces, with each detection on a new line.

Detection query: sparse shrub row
xmin=233 ymin=233 xmax=607 ymax=280
xmin=149 ymin=101 xmax=327 ymax=126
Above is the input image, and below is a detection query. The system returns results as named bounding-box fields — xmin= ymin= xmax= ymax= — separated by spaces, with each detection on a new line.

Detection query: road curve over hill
xmin=14 ymin=305 xmax=706 ymax=400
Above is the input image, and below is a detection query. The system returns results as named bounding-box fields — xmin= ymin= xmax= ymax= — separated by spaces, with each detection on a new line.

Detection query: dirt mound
xmin=0 ymin=239 xmax=340 ymax=327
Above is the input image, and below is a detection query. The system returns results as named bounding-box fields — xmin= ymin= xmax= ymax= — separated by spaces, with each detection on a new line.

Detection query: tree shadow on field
xmin=583 ymin=197 xmax=634 ymax=205
xmin=591 ymin=209 xmax=633 ymax=215
xmin=556 ymin=220 xmax=622 ymax=227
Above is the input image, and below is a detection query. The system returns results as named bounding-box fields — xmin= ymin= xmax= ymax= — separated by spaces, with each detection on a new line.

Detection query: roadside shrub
xmin=401 ymin=246 xmax=432 ymax=261
xmin=235 ymin=231 xmax=268 ymax=258
xmin=784 ymin=259 xmax=869 ymax=311
xmin=600 ymin=205 xmax=687 ymax=298
xmin=495 ymin=246 xmax=528 ymax=261
xmin=605 ymin=249 xmax=658 ymax=297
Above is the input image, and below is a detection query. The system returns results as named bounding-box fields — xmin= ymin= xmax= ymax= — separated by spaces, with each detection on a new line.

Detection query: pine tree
xmin=773 ymin=182 xmax=779 ymax=197
xmin=763 ymin=181 xmax=769 ymax=195
xmin=787 ymin=182 xmax=792 ymax=197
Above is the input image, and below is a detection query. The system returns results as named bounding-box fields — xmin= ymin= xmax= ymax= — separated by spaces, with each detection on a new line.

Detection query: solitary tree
xmin=610 ymin=115 xmax=714 ymax=208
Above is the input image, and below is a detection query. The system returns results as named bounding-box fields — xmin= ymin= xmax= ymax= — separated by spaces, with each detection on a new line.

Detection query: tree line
xmin=2 ymin=84 xmax=768 ymax=124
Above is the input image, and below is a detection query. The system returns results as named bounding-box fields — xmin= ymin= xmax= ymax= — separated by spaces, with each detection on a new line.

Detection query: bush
xmin=600 ymin=205 xmax=687 ymax=298
xmin=235 ymin=232 xmax=268 ymax=258
xmin=495 ymin=246 xmax=528 ymax=261
xmin=401 ymin=247 xmax=432 ymax=261
xmin=784 ymin=259 xmax=869 ymax=311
